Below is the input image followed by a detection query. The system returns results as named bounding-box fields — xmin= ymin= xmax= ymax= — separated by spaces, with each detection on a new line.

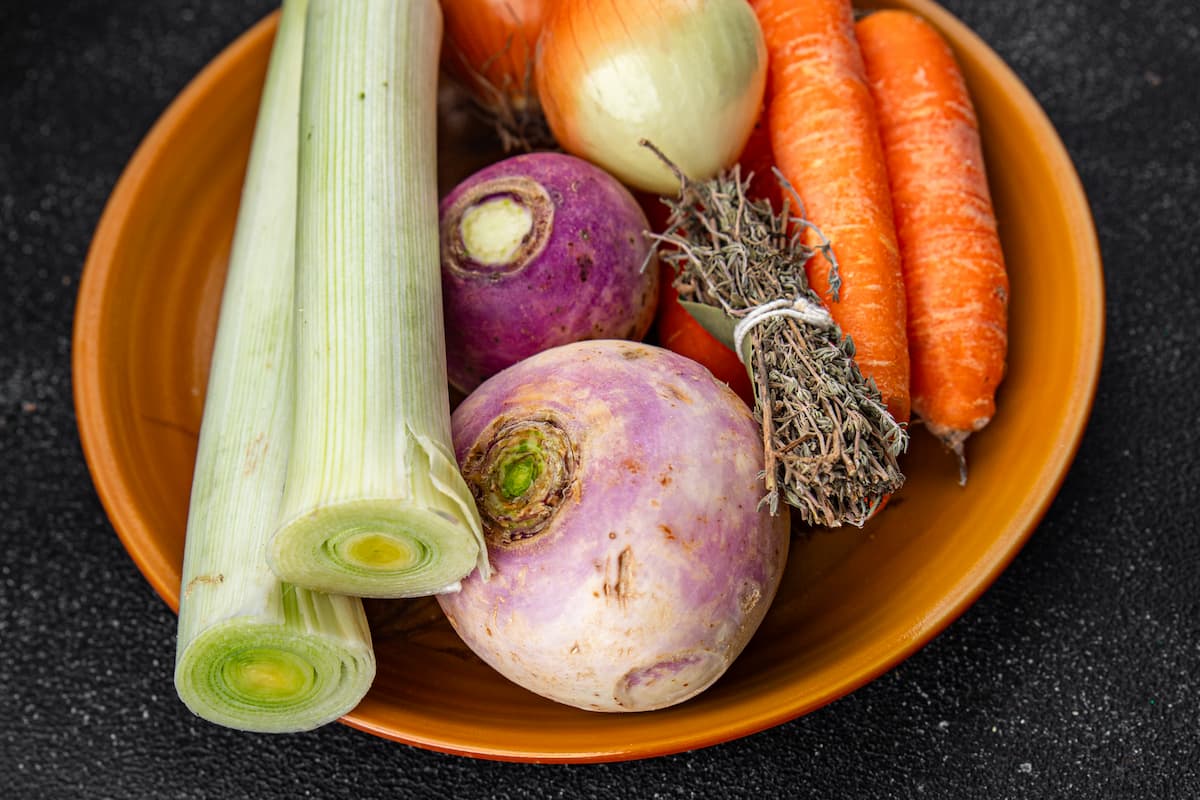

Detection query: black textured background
xmin=2 ymin=1 xmax=1197 ymax=798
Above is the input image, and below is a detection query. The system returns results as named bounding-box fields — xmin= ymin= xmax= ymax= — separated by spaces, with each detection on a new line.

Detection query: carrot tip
xmin=937 ymin=429 xmax=970 ymax=486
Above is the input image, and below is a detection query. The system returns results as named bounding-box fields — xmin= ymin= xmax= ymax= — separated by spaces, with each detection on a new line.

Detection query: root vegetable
xmin=857 ymin=10 xmax=1009 ymax=478
xmin=437 ymin=340 xmax=789 ymax=712
xmin=751 ymin=0 xmax=912 ymax=423
xmin=439 ymin=153 xmax=658 ymax=393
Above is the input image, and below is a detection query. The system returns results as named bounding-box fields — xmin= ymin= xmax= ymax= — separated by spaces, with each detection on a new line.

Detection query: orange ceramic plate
xmin=74 ymin=0 xmax=1103 ymax=762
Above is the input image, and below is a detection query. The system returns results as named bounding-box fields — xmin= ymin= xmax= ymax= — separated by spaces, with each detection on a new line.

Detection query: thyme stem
xmin=643 ymin=144 xmax=906 ymax=527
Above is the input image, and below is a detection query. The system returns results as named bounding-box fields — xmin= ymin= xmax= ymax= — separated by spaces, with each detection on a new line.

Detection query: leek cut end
xmin=174 ymin=620 xmax=375 ymax=734
xmin=269 ymin=498 xmax=482 ymax=598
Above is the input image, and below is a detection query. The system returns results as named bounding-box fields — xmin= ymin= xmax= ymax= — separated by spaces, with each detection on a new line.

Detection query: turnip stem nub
xmin=443 ymin=175 xmax=554 ymax=277
xmin=460 ymin=196 xmax=534 ymax=265
xmin=463 ymin=417 xmax=576 ymax=546
xmin=500 ymin=450 xmax=539 ymax=499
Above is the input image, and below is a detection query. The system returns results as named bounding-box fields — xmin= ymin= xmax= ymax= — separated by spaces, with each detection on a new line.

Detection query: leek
xmin=174 ymin=0 xmax=375 ymax=733
xmin=268 ymin=0 xmax=488 ymax=597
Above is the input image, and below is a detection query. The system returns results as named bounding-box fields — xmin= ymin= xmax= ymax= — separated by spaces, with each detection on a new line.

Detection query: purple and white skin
xmin=439 ymin=152 xmax=659 ymax=393
xmin=437 ymin=340 xmax=789 ymax=712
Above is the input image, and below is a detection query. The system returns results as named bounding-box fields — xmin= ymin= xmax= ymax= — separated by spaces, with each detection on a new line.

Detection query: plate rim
xmin=72 ymin=0 xmax=1105 ymax=762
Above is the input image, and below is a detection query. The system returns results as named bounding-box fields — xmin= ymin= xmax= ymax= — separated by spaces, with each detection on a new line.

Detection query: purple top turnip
xmin=439 ymin=153 xmax=659 ymax=393
xmin=437 ymin=340 xmax=789 ymax=712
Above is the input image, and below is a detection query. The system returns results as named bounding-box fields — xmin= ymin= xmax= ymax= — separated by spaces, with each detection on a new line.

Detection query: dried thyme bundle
xmin=644 ymin=144 xmax=906 ymax=527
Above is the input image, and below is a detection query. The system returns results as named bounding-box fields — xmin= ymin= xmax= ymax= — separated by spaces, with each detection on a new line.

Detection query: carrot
xmin=750 ymin=0 xmax=910 ymax=423
xmin=654 ymin=263 xmax=756 ymax=407
xmin=737 ymin=111 xmax=783 ymax=209
xmin=856 ymin=10 xmax=1008 ymax=474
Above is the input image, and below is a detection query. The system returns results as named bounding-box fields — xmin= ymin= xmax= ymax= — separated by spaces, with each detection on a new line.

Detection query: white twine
xmin=731 ymin=296 xmax=834 ymax=364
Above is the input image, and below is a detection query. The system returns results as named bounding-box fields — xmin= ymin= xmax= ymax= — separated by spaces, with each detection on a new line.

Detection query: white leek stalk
xmin=174 ymin=0 xmax=375 ymax=733
xmin=268 ymin=0 xmax=488 ymax=597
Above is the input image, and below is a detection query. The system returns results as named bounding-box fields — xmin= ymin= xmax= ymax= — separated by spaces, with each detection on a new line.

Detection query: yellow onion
xmin=535 ymin=0 xmax=767 ymax=195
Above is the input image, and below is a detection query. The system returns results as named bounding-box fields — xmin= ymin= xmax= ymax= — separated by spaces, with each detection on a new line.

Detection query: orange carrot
xmin=736 ymin=111 xmax=783 ymax=209
xmin=750 ymin=0 xmax=910 ymax=423
xmin=856 ymin=10 xmax=1008 ymax=472
xmin=654 ymin=263 xmax=757 ymax=407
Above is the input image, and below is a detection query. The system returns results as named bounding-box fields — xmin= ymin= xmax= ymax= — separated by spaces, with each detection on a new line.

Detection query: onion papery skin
xmin=535 ymin=0 xmax=768 ymax=195
xmin=441 ymin=0 xmax=548 ymax=109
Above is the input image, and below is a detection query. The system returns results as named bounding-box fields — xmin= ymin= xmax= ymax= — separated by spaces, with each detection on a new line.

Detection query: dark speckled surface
xmin=2 ymin=1 xmax=1198 ymax=797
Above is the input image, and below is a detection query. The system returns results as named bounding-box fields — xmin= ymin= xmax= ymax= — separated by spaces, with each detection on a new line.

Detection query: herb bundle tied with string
xmin=643 ymin=141 xmax=906 ymax=528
